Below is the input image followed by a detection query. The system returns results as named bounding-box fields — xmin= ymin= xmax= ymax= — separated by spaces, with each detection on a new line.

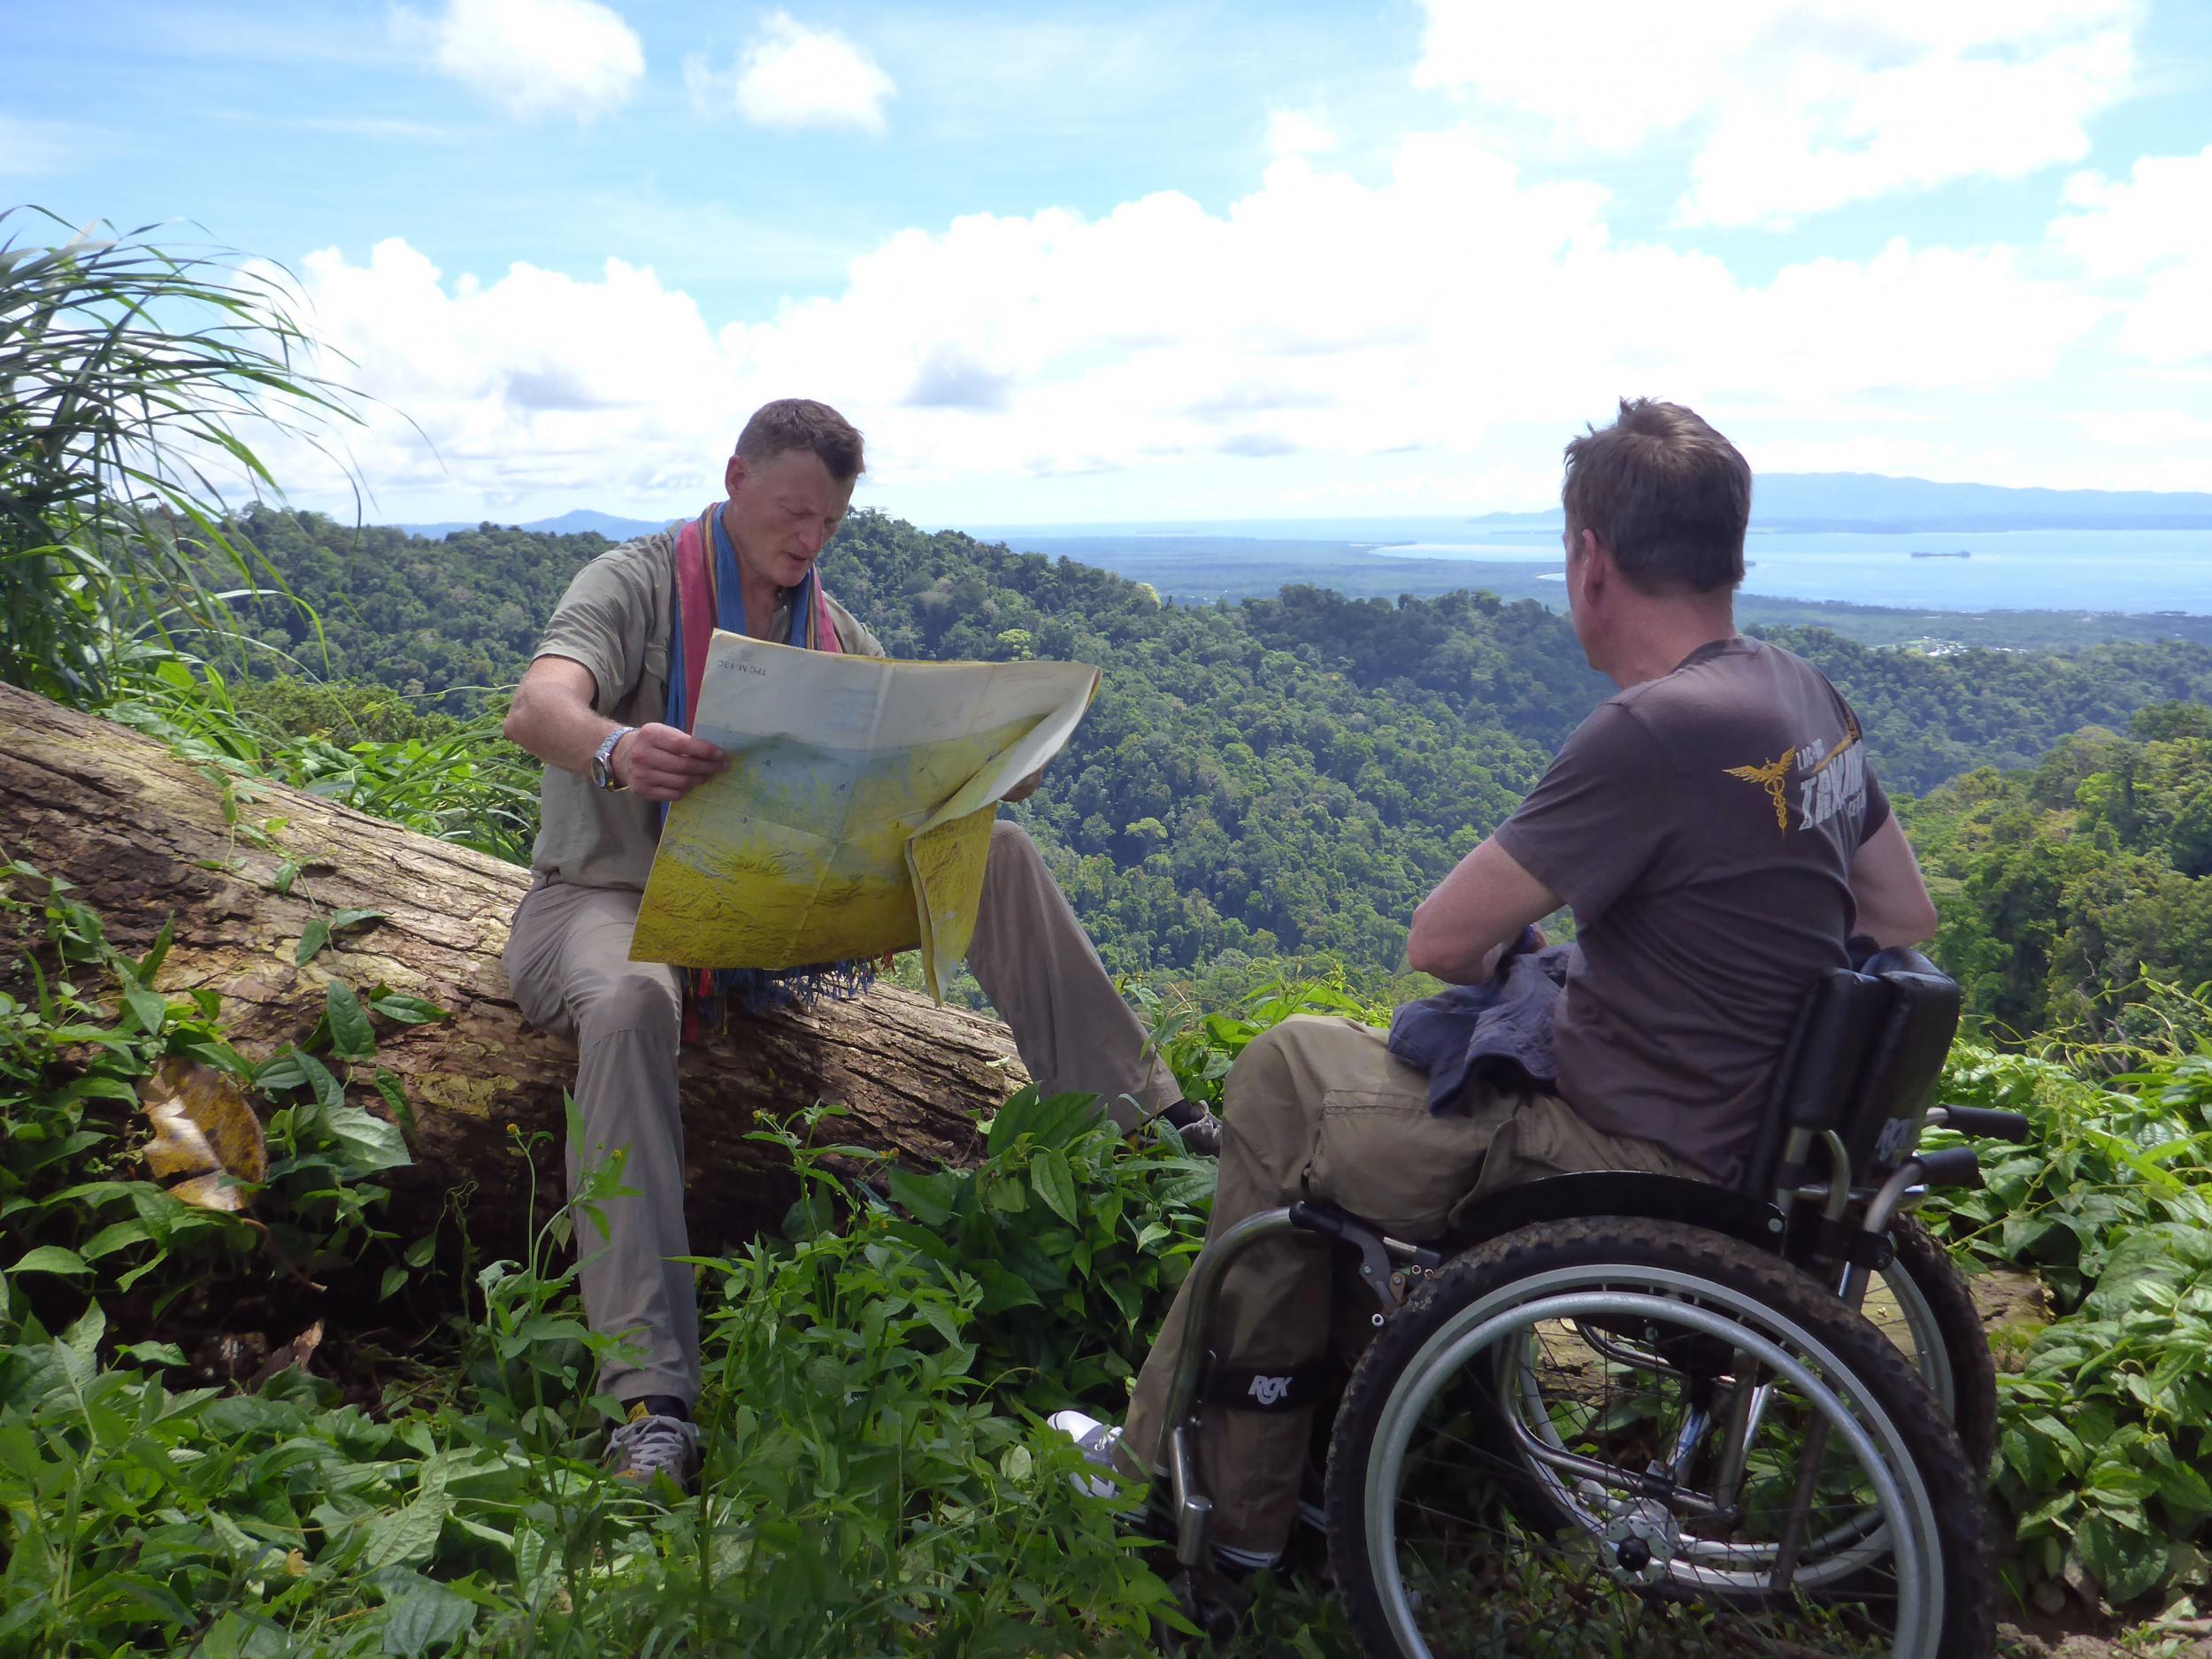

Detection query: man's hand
xmin=613 ymin=723 xmax=728 ymax=802
xmin=1002 ymin=766 xmax=1046 ymax=804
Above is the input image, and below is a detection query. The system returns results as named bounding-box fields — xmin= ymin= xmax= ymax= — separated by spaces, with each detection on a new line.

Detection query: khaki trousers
xmin=503 ymin=818 xmax=1177 ymax=1407
xmin=1123 ymin=1014 xmax=1700 ymax=1558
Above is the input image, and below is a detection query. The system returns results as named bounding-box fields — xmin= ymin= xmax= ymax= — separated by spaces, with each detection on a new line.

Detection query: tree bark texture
xmin=0 ymin=682 xmax=1025 ymax=1256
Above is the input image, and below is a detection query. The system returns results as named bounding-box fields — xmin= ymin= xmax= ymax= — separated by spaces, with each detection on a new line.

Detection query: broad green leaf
xmin=2149 ymin=1455 xmax=2212 ymax=1519
xmin=11 ymin=1245 xmax=90 ymax=1277
xmin=295 ymin=919 xmax=331 ymax=965
xmin=325 ymin=980 xmax=377 ymax=1061
xmin=81 ymin=1218 xmax=153 ymax=1259
xmin=382 ymin=1575 xmax=476 ymax=1659
xmin=380 ymin=1265 xmax=408 ymax=1302
xmin=887 ymin=1167 xmax=960 ymax=1226
xmin=255 ymin=1051 xmax=310 ymax=1093
xmin=361 ymin=1494 xmax=447 ymax=1571
xmin=374 ymin=1071 xmax=419 ymax=1134
xmin=323 ymin=1105 xmax=411 ymax=1175
xmin=971 ymin=1258 xmax=1042 ymax=1313
xmin=295 ymin=1051 xmax=346 ymax=1116
xmin=1030 ymin=1147 xmax=1079 ymax=1225
xmin=121 ymin=987 xmax=168 ymax=1035
xmin=116 ymin=1340 xmax=188 ymax=1367
xmin=983 ymin=1171 xmax=1028 ymax=1214
xmin=366 ymin=991 xmax=446 ymax=1025
xmin=329 ymin=907 xmax=385 ymax=934
xmin=2078 ymin=1509 xmax=2168 ymax=1603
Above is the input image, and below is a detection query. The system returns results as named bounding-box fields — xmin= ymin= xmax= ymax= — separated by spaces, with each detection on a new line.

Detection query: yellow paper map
xmin=629 ymin=633 xmax=1100 ymax=1001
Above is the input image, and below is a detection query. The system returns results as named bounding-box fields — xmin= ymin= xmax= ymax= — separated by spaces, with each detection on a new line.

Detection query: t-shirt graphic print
xmin=1725 ymin=710 xmax=1866 ymax=838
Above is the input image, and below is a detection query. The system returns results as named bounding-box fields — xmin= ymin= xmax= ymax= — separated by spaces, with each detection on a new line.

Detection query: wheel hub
xmin=1605 ymin=1498 xmax=1678 ymax=1586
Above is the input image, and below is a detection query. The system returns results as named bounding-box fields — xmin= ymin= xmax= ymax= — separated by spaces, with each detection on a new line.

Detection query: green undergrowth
xmin=0 ymin=864 xmax=1221 ymax=1655
xmin=103 ymin=654 xmax=540 ymax=865
xmin=12 ymin=850 xmax=2212 ymax=1652
xmin=1924 ymin=1027 xmax=2212 ymax=1622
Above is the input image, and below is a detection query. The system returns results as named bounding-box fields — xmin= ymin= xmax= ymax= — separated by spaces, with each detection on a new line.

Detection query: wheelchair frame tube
xmin=1149 ymin=1206 xmax=1302 ymax=1565
xmin=1156 ymin=1206 xmax=1302 ymax=1462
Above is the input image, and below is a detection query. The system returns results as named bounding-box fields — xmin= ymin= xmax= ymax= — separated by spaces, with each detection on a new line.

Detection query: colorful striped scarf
xmin=664 ymin=506 xmax=876 ymax=1028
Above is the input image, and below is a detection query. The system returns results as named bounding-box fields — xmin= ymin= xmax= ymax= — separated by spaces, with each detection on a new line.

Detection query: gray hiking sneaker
xmin=606 ymin=1406 xmax=700 ymax=1493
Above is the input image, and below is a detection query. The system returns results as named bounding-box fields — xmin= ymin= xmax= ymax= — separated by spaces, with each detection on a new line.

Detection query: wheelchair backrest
xmin=1739 ymin=948 xmax=1962 ymax=1197
xmin=1841 ymin=949 xmax=1963 ymax=1183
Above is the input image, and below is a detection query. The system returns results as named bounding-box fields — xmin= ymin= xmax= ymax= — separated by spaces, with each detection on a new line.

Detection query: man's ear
xmin=1574 ymin=528 xmax=1611 ymax=603
xmin=723 ymin=453 xmax=749 ymax=498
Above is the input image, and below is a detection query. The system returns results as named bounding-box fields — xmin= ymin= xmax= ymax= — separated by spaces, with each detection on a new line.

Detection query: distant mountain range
xmin=395 ymin=473 xmax=2212 ymax=543
xmin=1469 ymin=473 xmax=2212 ymax=534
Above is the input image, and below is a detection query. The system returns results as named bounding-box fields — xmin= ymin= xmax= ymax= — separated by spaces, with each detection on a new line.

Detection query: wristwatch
xmin=590 ymin=726 xmax=637 ymax=791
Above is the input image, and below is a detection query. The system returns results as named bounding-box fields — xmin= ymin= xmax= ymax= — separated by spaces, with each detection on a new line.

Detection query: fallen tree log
xmin=0 ymin=681 xmax=1025 ymax=1258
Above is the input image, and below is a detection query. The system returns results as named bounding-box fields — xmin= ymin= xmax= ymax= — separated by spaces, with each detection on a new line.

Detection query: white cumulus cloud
xmin=685 ymin=12 xmax=895 ymax=134
xmin=264 ymin=128 xmax=2131 ymax=520
xmin=1266 ymin=109 xmax=1338 ymax=159
xmin=1413 ymin=0 xmax=2139 ymax=227
xmin=392 ymin=0 xmax=644 ymax=123
xmin=2052 ymin=146 xmax=2212 ymax=365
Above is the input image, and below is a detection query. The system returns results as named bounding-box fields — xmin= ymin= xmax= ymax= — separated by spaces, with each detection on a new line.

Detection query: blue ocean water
xmin=1373 ymin=528 xmax=2212 ymax=615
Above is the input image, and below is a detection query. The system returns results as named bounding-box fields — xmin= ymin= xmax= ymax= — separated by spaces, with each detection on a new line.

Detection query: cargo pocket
xmin=1454 ymin=1095 xmax=1692 ymax=1229
xmin=1308 ymin=1088 xmax=1494 ymax=1239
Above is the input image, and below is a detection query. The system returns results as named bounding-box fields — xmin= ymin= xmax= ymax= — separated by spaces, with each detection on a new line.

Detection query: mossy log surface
xmin=0 ymin=682 xmax=1025 ymax=1255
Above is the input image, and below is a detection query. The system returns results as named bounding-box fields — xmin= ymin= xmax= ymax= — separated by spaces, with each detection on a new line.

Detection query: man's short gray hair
xmin=735 ymin=398 xmax=866 ymax=482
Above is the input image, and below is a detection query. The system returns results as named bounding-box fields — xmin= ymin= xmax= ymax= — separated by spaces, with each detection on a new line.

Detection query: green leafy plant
xmin=0 ymin=856 xmax=431 ymax=1319
xmin=1927 ymin=1035 xmax=2212 ymax=1615
xmin=872 ymin=1085 xmax=1217 ymax=1404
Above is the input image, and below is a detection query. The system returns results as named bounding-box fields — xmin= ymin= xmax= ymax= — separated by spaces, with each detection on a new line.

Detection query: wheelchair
xmin=1151 ymin=949 xmax=2026 ymax=1658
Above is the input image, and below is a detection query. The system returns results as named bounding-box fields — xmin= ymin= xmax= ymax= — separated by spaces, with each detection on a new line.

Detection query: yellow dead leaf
xmin=138 ymin=1056 xmax=267 ymax=1209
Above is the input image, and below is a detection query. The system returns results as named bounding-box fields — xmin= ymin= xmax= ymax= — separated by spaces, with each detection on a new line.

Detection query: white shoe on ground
xmin=1048 ymin=1409 xmax=1129 ymax=1498
xmin=1045 ymin=1409 xmax=1281 ymax=1573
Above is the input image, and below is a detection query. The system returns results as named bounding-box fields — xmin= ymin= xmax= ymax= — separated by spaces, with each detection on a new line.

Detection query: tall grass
xmin=0 ymin=205 xmax=359 ymax=704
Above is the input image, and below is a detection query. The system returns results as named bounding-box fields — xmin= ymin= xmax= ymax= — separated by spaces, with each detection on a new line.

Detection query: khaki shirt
xmin=526 ymin=527 xmax=884 ymax=891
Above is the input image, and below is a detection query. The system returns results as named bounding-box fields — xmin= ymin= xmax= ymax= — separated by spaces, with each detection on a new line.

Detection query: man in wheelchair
xmin=1052 ymin=397 xmax=1945 ymax=1586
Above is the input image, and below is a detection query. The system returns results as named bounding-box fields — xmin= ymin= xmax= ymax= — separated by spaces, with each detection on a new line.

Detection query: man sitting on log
xmin=1050 ymin=396 xmax=1942 ymax=1578
xmin=501 ymin=397 xmax=1220 ymax=1489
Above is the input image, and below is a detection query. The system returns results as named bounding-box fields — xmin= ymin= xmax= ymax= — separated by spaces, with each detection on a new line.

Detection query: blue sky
xmin=9 ymin=1 xmax=2211 ymax=526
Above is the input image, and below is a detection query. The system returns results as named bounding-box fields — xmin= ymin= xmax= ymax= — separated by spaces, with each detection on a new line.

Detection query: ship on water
xmin=1909 ymin=549 xmax=1972 ymax=558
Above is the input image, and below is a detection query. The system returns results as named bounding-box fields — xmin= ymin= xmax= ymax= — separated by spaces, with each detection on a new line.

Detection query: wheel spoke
xmin=1327 ymin=1225 xmax=1990 ymax=1659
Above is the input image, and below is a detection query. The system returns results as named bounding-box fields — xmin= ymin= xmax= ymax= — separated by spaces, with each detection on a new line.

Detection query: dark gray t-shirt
xmin=1491 ymin=636 xmax=1888 ymax=1185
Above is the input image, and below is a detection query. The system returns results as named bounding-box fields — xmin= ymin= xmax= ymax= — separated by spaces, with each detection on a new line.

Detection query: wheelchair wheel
xmin=1861 ymin=1217 xmax=1999 ymax=1477
xmin=1326 ymin=1216 xmax=1995 ymax=1659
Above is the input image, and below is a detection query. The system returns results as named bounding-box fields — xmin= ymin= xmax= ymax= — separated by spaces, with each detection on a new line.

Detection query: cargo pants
xmin=1122 ymin=1013 xmax=1701 ymax=1560
xmin=503 ymin=818 xmax=1178 ymax=1408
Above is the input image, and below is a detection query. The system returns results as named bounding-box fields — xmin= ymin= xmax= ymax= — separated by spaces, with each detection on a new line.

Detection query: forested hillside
xmin=232 ymin=504 xmax=2212 ymax=989
xmin=1905 ymin=703 xmax=2212 ymax=1043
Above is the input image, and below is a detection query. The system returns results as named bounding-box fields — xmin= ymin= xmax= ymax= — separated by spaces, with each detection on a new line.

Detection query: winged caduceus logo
xmin=1724 ymin=749 xmax=1797 ymax=833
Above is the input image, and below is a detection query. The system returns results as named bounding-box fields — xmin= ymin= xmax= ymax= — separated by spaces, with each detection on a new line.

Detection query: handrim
xmin=1359 ymin=1262 xmax=1946 ymax=1659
